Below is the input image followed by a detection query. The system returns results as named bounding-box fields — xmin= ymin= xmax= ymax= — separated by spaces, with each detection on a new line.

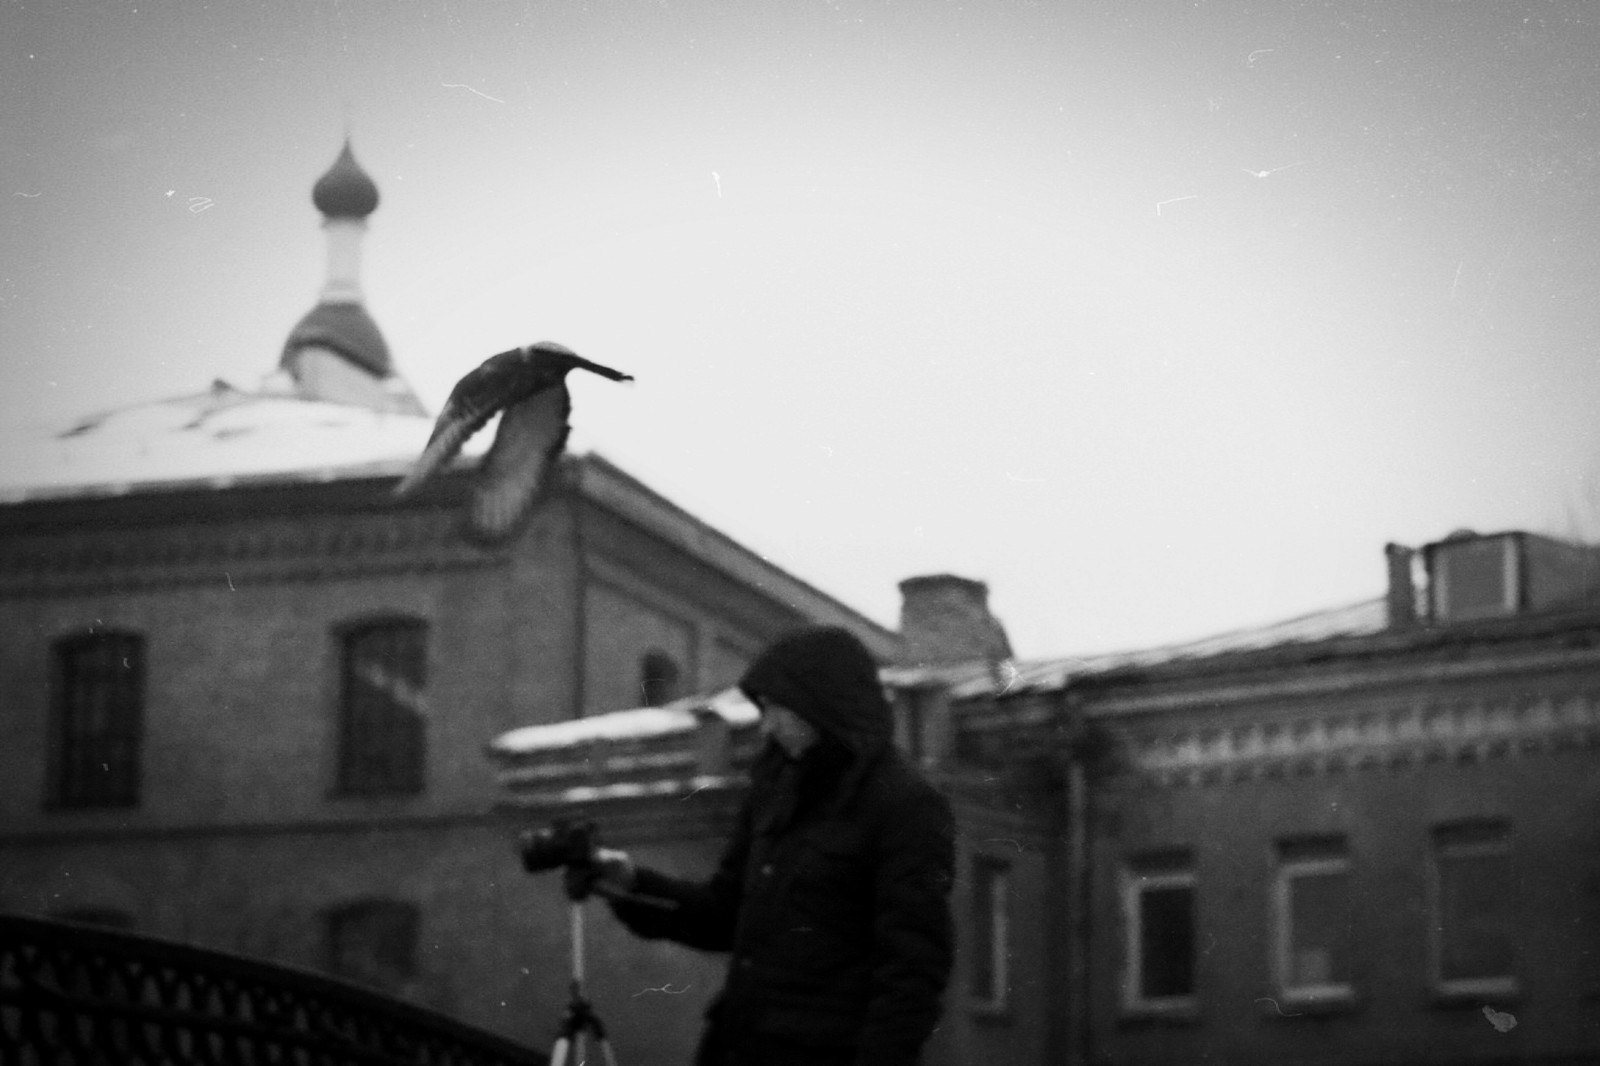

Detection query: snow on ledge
xmin=493 ymin=707 xmax=693 ymax=754
xmin=489 ymin=687 xmax=759 ymax=756
xmin=556 ymin=774 xmax=741 ymax=804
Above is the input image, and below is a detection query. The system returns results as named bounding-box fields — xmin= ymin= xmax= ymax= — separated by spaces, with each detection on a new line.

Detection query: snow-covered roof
xmin=0 ymin=378 xmax=481 ymax=503
xmin=0 ymin=376 xmax=898 ymax=664
xmin=486 ymin=600 xmax=1399 ymax=812
xmin=884 ymin=596 xmax=1390 ymax=700
xmin=489 ymin=687 xmax=758 ymax=757
xmin=492 ymin=598 xmax=1391 ymax=762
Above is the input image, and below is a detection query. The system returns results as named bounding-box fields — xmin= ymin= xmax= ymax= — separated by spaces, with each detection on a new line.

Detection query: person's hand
xmin=592 ymin=847 xmax=637 ymax=896
xmin=565 ymin=846 xmax=637 ymax=900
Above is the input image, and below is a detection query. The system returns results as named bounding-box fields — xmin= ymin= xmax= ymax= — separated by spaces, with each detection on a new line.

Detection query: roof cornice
xmin=1085 ymin=642 xmax=1600 ymax=717
xmin=1109 ymin=685 xmax=1600 ymax=791
xmin=0 ymin=475 xmax=497 ymax=595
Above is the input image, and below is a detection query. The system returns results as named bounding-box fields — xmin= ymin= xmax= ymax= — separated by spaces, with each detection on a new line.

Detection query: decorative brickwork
xmin=1119 ymin=693 xmax=1600 ymax=788
xmin=0 ymin=508 xmax=493 ymax=594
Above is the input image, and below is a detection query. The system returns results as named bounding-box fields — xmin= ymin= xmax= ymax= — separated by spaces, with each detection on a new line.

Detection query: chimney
xmin=897 ymin=574 xmax=1013 ymax=667
xmin=1385 ymin=543 xmax=1418 ymax=629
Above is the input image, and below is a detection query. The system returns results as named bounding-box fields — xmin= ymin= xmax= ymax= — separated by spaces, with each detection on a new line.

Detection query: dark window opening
xmin=1435 ymin=821 xmax=1516 ymax=986
xmin=337 ymin=619 xmax=427 ymax=795
xmin=1284 ymin=870 xmax=1351 ymax=987
xmin=1139 ymin=883 xmax=1196 ymax=999
xmin=639 ymin=650 xmax=682 ymax=707
xmin=969 ymin=856 xmax=1010 ymax=1008
xmin=1275 ymin=836 xmax=1352 ymax=997
xmin=50 ymin=631 xmax=144 ymax=809
xmin=897 ymin=688 xmax=929 ymax=762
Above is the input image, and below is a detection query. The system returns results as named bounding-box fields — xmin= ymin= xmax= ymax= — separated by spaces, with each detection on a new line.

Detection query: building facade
xmin=927 ymin=531 xmax=1600 ymax=1065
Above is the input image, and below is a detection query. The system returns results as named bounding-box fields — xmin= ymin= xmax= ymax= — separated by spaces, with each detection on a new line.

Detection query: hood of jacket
xmin=738 ymin=626 xmax=893 ymax=761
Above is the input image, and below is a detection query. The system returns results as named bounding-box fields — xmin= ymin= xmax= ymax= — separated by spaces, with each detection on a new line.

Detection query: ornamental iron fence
xmin=0 ymin=914 xmax=544 ymax=1066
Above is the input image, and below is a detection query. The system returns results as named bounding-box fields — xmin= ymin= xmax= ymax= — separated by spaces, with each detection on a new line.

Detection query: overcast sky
xmin=4 ymin=1 xmax=1599 ymax=657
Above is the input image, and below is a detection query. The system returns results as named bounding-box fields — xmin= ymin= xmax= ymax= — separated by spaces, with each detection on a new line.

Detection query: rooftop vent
xmin=1424 ymin=530 xmax=1600 ymax=623
xmin=1428 ymin=531 xmax=1519 ymax=622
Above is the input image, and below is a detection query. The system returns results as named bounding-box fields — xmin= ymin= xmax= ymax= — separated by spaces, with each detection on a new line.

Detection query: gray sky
xmin=4 ymin=1 xmax=1599 ymax=656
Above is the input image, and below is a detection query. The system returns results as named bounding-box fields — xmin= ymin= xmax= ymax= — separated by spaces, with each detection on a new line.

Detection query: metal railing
xmin=0 ymin=913 xmax=544 ymax=1066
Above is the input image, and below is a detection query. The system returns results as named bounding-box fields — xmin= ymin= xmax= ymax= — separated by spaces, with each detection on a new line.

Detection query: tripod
xmin=547 ymin=896 xmax=619 ymax=1066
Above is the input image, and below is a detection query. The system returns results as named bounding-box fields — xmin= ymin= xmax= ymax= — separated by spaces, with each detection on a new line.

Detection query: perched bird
xmin=394 ymin=342 xmax=633 ymax=537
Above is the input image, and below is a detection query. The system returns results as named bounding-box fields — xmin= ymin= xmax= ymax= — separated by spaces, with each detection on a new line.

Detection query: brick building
xmin=0 ymin=140 xmax=897 ymax=1050
xmin=496 ymin=534 xmax=1600 ymax=1065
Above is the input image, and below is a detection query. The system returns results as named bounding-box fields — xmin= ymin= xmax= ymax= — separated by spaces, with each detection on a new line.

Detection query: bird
xmin=394 ymin=341 xmax=634 ymax=537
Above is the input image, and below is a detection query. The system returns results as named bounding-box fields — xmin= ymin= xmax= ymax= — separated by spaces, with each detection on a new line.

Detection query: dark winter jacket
xmin=608 ymin=627 xmax=955 ymax=1066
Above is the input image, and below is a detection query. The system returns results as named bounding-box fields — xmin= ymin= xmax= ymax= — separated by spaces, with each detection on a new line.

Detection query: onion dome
xmin=312 ymin=140 xmax=380 ymax=219
xmin=280 ymin=301 xmax=392 ymax=377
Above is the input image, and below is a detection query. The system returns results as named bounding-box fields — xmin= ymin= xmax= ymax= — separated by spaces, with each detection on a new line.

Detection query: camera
xmin=519 ymin=819 xmax=599 ymax=874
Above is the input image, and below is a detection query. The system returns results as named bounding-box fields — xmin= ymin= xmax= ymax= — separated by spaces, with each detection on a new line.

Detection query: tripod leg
xmin=544 ymin=900 xmax=616 ymax=1066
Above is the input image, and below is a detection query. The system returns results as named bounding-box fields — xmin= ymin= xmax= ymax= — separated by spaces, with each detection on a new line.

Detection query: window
xmin=1431 ymin=821 xmax=1517 ymax=997
xmin=336 ymin=618 xmax=427 ymax=796
xmin=969 ymin=856 xmax=1011 ymax=1011
xmin=639 ymin=650 xmax=682 ymax=707
xmin=324 ymin=899 xmax=419 ymax=992
xmin=1121 ymin=854 xmax=1196 ymax=1014
xmin=49 ymin=631 xmax=145 ymax=809
xmin=1273 ymin=837 xmax=1353 ymax=1005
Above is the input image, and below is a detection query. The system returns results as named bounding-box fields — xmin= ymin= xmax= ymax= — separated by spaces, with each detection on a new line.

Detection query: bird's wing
xmin=393 ymin=349 xmax=529 ymax=498
xmin=470 ymin=381 xmax=573 ymax=538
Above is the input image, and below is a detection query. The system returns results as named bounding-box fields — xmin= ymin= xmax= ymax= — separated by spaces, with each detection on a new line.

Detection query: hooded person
xmin=596 ymin=626 xmax=955 ymax=1066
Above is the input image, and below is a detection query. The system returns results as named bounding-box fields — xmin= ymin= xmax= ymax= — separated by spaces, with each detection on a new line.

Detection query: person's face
xmin=758 ymin=701 xmax=819 ymax=759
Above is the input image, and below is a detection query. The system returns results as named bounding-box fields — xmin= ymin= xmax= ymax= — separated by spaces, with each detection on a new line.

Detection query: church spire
xmin=312 ymin=139 xmax=380 ymax=220
xmin=311 ymin=140 xmax=378 ymax=306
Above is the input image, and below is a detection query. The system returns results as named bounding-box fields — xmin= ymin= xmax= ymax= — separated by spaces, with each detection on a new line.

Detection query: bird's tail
xmin=570 ymin=355 xmax=634 ymax=383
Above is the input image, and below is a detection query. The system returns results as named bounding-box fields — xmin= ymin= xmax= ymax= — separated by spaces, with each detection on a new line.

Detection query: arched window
xmin=336 ymin=617 xmax=427 ymax=796
xmin=49 ymin=630 xmax=145 ymax=809
xmin=639 ymin=650 xmax=682 ymax=707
